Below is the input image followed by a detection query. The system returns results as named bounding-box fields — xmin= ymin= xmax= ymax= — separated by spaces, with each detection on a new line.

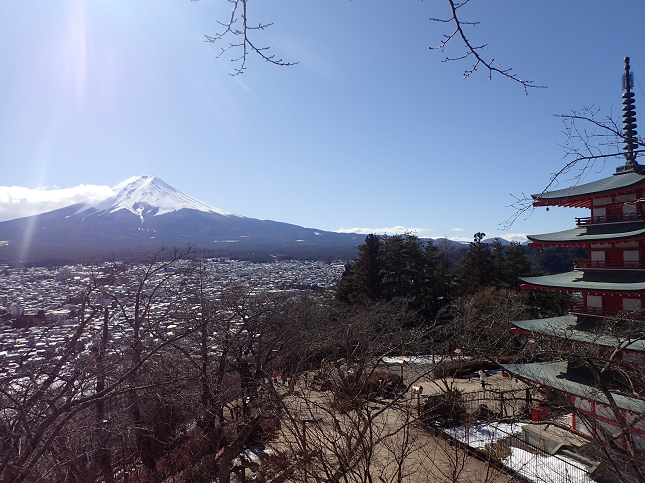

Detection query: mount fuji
xmin=0 ymin=176 xmax=362 ymax=264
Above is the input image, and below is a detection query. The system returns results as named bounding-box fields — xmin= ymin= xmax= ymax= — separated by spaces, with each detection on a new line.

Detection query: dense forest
xmin=336 ymin=232 xmax=579 ymax=321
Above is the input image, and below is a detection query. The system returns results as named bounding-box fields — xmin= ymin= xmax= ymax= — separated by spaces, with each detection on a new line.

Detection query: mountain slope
xmin=0 ymin=176 xmax=362 ymax=264
xmin=78 ymin=176 xmax=236 ymax=219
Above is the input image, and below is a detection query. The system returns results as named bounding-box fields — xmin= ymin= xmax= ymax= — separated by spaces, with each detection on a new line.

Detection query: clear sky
xmin=1 ymin=1 xmax=644 ymax=243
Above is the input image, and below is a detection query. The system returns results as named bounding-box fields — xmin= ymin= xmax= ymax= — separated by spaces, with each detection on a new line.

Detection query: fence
xmin=460 ymin=387 xmax=544 ymax=422
xmin=422 ymin=387 xmax=597 ymax=482
xmin=450 ymin=424 xmax=595 ymax=483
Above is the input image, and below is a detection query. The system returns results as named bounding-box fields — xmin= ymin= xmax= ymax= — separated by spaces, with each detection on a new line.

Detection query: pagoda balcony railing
xmin=574 ymin=260 xmax=644 ymax=270
xmin=569 ymin=304 xmax=644 ymax=320
xmin=575 ymin=212 xmax=644 ymax=226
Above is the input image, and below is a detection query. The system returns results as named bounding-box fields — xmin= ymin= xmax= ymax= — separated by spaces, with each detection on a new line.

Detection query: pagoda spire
xmin=622 ymin=56 xmax=638 ymax=166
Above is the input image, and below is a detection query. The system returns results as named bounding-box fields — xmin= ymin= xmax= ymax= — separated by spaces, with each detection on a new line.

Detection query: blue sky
xmin=1 ymin=1 xmax=644 ymax=243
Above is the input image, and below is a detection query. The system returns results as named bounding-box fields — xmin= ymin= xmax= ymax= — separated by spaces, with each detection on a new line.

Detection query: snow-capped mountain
xmin=0 ymin=176 xmax=361 ymax=264
xmin=78 ymin=176 xmax=237 ymax=220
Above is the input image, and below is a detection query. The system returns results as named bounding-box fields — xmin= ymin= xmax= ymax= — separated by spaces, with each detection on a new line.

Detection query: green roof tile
xmin=502 ymin=361 xmax=645 ymax=413
xmin=511 ymin=315 xmax=645 ymax=351
xmin=528 ymin=223 xmax=645 ymax=244
xmin=520 ymin=271 xmax=645 ymax=292
xmin=532 ymin=171 xmax=645 ymax=202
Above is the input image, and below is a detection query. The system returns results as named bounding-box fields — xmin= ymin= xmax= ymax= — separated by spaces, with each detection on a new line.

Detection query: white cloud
xmin=0 ymin=184 xmax=113 ymax=222
xmin=451 ymin=228 xmax=464 ymax=231
xmin=337 ymin=226 xmax=432 ymax=236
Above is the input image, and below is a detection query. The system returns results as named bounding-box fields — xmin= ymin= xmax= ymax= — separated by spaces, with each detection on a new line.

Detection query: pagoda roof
xmin=528 ymin=222 xmax=645 ymax=246
xmin=502 ymin=361 xmax=645 ymax=413
xmin=520 ymin=270 xmax=645 ymax=293
xmin=532 ymin=171 xmax=645 ymax=208
xmin=511 ymin=315 xmax=645 ymax=352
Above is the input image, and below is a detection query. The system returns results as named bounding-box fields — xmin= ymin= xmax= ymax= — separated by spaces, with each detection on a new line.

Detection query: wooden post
xmin=500 ymin=392 xmax=506 ymax=418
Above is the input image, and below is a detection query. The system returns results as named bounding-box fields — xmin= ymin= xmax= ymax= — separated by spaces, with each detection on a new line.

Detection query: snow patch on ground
xmin=503 ymin=447 xmax=595 ymax=483
xmin=381 ymin=355 xmax=470 ymax=365
xmin=443 ymin=422 xmax=525 ymax=449
xmin=443 ymin=422 xmax=596 ymax=483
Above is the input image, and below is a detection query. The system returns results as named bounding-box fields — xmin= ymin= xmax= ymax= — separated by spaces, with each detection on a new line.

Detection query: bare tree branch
xmin=429 ymin=0 xmax=545 ymax=94
xmin=501 ymin=107 xmax=645 ymax=230
xmin=201 ymin=0 xmax=297 ymax=76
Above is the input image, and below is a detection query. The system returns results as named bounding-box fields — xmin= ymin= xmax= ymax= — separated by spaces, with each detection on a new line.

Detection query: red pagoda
xmin=504 ymin=58 xmax=645 ymax=453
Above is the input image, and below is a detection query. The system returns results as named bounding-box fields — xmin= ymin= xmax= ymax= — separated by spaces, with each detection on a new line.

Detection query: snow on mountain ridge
xmin=80 ymin=176 xmax=238 ymax=220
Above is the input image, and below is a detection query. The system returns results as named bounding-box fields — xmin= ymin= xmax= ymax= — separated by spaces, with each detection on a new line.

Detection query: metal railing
xmin=574 ymin=260 xmax=643 ymax=270
xmin=423 ymin=387 xmax=598 ymax=481
xmin=474 ymin=425 xmax=595 ymax=483
xmin=569 ymin=304 xmax=643 ymax=320
xmin=575 ymin=212 xmax=643 ymax=226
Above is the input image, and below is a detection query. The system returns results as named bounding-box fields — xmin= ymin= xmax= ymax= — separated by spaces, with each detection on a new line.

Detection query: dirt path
xmin=256 ymin=372 xmax=521 ymax=483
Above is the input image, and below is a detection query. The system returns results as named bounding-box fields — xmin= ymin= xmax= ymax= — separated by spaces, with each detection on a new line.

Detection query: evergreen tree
xmin=336 ymin=234 xmax=382 ymax=303
xmin=489 ymin=238 xmax=507 ymax=288
xmin=336 ymin=233 xmax=452 ymax=319
xmin=504 ymin=241 xmax=532 ymax=289
xmin=421 ymin=239 xmax=449 ymax=318
xmin=435 ymin=238 xmax=457 ymax=303
xmin=459 ymin=232 xmax=493 ymax=294
xmin=336 ymin=232 xmax=536 ymax=320
xmin=355 ymin=233 xmax=383 ymax=301
xmin=381 ymin=233 xmax=425 ymax=300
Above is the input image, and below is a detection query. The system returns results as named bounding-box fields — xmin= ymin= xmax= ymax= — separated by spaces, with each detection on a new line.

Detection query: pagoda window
xmin=592 ymin=207 xmax=606 ymax=222
xmin=623 ymin=203 xmax=637 ymax=220
xmin=616 ymin=241 xmax=639 ymax=248
xmin=616 ymin=194 xmax=637 ymax=203
xmin=587 ymin=295 xmax=602 ymax=314
xmin=623 ymin=250 xmax=640 ymax=268
xmin=573 ymin=396 xmax=591 ymax=412
xmin=593 ymin=197 xmax=612 ymax=206
xmin=622 ymin=298 xmax=641 ymax=312
xmin=595 ymin=404 xmax=616 ymax=422
xmin=590 ymin=250 xmax=606 ymax=267
xmin=622 ymin=352 xmax=644 ymax=365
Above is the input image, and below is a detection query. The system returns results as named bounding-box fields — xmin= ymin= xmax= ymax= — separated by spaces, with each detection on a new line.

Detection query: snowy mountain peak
xmin=80 ymin=175 xmax=237 ymax=220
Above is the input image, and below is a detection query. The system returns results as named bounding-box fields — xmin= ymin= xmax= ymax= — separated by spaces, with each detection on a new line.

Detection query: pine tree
xmin=489 ymin=238 xmax=507 ymax=288
xmin=504 ymin=241 xmax=532 ymax=289
xmin=459 ymin=232 xmax=493 ymax=294
xmin=355 ymin=233 xmax=383 ymax=301
xmin=336 ymin=234 xmax=383 ymax=303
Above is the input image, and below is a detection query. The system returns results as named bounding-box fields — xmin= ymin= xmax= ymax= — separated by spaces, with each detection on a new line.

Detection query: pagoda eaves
xmin=511 ymin=315 xmax=645 ymax=352
xmin=520 ymin=270 xmax=645 ymax=293
xmin=527 ymin=223 xmax=645 ymax=247
xmin=503 ymin=361 xmax=645 ymax=414
xmin=532 ymin=171 xmax=645 ymax=208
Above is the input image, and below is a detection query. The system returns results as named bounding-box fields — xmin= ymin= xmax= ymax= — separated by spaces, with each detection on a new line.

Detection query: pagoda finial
xmin=622 ymin=56 xmax=638 ymax=166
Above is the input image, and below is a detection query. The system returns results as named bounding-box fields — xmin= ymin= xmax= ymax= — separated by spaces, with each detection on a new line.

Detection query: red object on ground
xmin=502 ymin=371 xmax=510 ymax=378
xmin=531 ymin=406 xmax=548 ymax=422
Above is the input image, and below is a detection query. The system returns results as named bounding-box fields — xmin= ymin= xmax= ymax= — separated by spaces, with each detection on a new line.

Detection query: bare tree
xmin=438 ymin=287 xmax=530 ymax=359
xmin=265 ymin=297 xmax=514 ymax=483
xmin=0 ymin=248 xmax=201 ymax=483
